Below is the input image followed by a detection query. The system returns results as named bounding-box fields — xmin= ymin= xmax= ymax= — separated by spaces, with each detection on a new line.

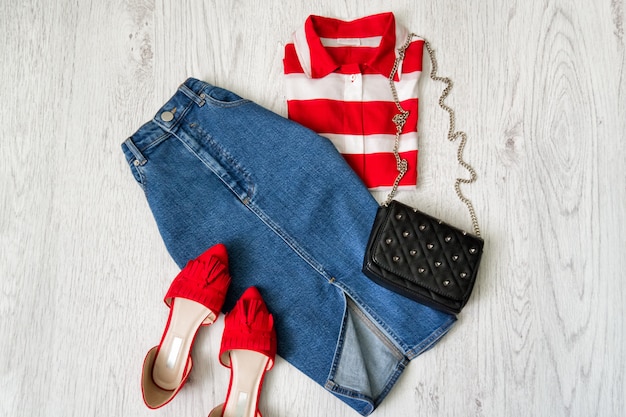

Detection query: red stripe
xmin=343 ymin=150 xmax=418 ymax=188
xmin=309 ymin=13 xmax=393 ymax=38
xmin=402 ymin=41 xmax=423 ymax=73
xmin=284 ymin=40 xmax=423 ymax=75
xmin=287 ymin=99 xmax=418 ymax=135
xmin=284 ymin=43 xmax=304 ymax=74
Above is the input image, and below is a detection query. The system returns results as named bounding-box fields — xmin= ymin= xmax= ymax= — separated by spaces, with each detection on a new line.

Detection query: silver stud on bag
xmin=443 ymin=280 xmax=450 ymax=286
xmin=402 ymin=231 xmax=410 ymax=237
xmin=445 ymin=236 xmax=452 ymax=242
xmin=469 ymin=248 xmax=477 ymax=254
xmin=395 ymin=214 xmax=403 ymax=220
xmin=460 ymin=272 xmax=467 ymax=278
xmin=393 ymin=256 xmax=400 ymax=262
xmin=452 ymin=255 xmax=459 ymax=261
xmin=427 ymin=243 xmax=434 ymax=250
xmin=418 ymin=268 xmax=425 ymax=273
xmin=419 ymin=225 xmax=426 ymax=231
xmin=385 ymin=238 xmax=392 ymax=244
xmin=409 ymin=250 xmax=417 ymax=256
xmin=435 ymin=261 xmax=441 ymax=267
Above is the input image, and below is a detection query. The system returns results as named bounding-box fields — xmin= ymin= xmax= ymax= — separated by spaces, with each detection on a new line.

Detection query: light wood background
xmin=1 ymin=1 xmax=624 ymax=416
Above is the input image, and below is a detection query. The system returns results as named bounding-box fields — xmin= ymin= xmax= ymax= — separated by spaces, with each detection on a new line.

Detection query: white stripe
xmin=320 ymin=36 xmax=383 ymax=47
xmin=394 ymin=28 xmax=422 ymax=79
xmin=292 ymin=28 xmax=312 ymax=77
xmin=370 ymin=184 xmax=418 ymax=191
xmin=285 ymin=72 xmax=421 ymax=102
xmin=322 ymin=133 xmax=418 ymax=155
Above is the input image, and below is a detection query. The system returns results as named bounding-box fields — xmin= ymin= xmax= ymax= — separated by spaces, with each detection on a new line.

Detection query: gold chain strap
xmin=383 ymin=34 xmax=481 ymax=237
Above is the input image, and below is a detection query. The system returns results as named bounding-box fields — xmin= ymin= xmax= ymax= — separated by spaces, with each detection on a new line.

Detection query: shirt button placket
xmin=344 ymin=73 xmax=362 ymax=101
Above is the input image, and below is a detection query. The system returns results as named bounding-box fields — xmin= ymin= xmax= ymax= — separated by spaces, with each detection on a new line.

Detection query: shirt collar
xmin=292 ymin=12 xmax=408 ymax=80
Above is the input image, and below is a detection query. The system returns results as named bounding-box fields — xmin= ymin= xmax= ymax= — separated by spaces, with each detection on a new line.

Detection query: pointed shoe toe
xmin=209 ymin=287 xmax=277 ymax=417
xmin=141 ymin=243 xmax=232 ymax=409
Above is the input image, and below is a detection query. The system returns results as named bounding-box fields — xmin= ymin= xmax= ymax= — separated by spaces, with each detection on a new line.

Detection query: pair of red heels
xmin=141 ymin=244 xmax=277 ymax=417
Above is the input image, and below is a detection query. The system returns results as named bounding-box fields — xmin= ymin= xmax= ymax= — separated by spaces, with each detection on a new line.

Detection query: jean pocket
xmin=129 ymin=161 xmax=147 ymax=188
xmin=204 ymin=86 xmax=250 ymax=107
xmin=121 ymin=139 xmax=147 ymax=189
xmin=184 ymin=122 xmax=255 ymax=201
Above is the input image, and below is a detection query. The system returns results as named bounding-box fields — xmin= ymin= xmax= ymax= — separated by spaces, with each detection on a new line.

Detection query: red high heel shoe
xmin=141 ymin=243 xmax=231 ymax=409
xmin=208 ymin=287 xmax=277 ymax=417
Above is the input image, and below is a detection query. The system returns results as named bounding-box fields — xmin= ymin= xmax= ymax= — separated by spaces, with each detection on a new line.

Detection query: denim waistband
xmin=122 ymin=79 xmax=217 ymax=164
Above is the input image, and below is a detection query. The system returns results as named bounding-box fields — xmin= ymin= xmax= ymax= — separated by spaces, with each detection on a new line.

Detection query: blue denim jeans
xmin=122 ymin=78 xmax=455 ymax=416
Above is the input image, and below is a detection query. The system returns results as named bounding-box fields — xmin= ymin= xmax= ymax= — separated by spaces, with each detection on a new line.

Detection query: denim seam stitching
xmin=204 ymin=93 xmax=251 ymax=108
xmin=372 ymin=359 xmax=408 ymax=408
xmin=135 ymin=164 xmax=147 ymax=190
xmin=183 ymin=83 xmax=252 ymax=108
xmin=123 ymin=137 xmax=147 ymax=164
xmin=346 ymin=297 xmax=404 ymax=360
xmin=404 ymin=316 xmax=456 ymax=359
xmin=325 ymin=357 xmax=408 ymax=415
xmin=325 ymin=297 xmax=402 ymax=416
xmin=326 ymin=296 xmax=349 ymax=384
xmin=185 ymin=124 xmax=256 ymax=198
xmin=335 ymin=281 xmax=409 ymax=352
xmin=324 ymin=381 xmax=374 ymax=415
xmin=180 ymin=83 xmax=252 ymax=108
xmin=246 ymin=203 xmax=332 ymax=280
xmin=179 ymin=84 xmax=206 ymax=106
xmin=172 ymin=133 xmax=253 ymax=205
xmin=324 ymin=296 xmax=406 ymax=415
xmin=137 ymin=131 xmax=172 ymax=155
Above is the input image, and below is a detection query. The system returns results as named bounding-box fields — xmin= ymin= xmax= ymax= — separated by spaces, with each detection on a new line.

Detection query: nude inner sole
xmin=222 ymin=350 xmax=269 ymax=417
xmin=152 ymin=298 xmax=214 ymax=390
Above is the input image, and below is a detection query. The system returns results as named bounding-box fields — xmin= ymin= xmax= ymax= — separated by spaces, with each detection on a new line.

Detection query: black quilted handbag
xmin=363 ymin=201 xmax=483 ymax=315
xmin=362 ymin=36 xmax=485 ymax=315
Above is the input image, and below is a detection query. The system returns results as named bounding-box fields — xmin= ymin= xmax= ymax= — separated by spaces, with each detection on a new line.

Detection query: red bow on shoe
xmin=219 ymin=287 xmax=277 ymax=369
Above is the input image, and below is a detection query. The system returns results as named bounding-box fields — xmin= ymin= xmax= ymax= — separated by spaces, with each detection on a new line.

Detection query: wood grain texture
xmin=1 ymin=0 xmax=624 ymax=416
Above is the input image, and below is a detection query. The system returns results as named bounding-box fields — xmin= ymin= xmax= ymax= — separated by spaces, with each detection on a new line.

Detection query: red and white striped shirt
xmin=284 ymin=12 xmax=424 ymax=190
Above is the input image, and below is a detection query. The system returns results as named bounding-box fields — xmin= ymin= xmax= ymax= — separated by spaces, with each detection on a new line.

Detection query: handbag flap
xmin=371 ymin=201 xmax=484 ymax=301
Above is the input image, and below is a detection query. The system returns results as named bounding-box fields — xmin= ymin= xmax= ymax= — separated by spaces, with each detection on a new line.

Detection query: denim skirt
xmin=122 ymin=78 xmax=455 ymax=416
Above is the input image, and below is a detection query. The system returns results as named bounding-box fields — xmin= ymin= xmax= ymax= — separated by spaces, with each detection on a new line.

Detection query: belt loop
xmin=123 ymin=137 xmax=147 ymax=166
xmin=179 ymin=83 xmax=206 ymax=107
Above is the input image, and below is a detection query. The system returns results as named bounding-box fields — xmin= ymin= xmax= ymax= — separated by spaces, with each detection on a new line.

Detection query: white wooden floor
xmin=1 ymin=1 xmax=624 ymax=416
